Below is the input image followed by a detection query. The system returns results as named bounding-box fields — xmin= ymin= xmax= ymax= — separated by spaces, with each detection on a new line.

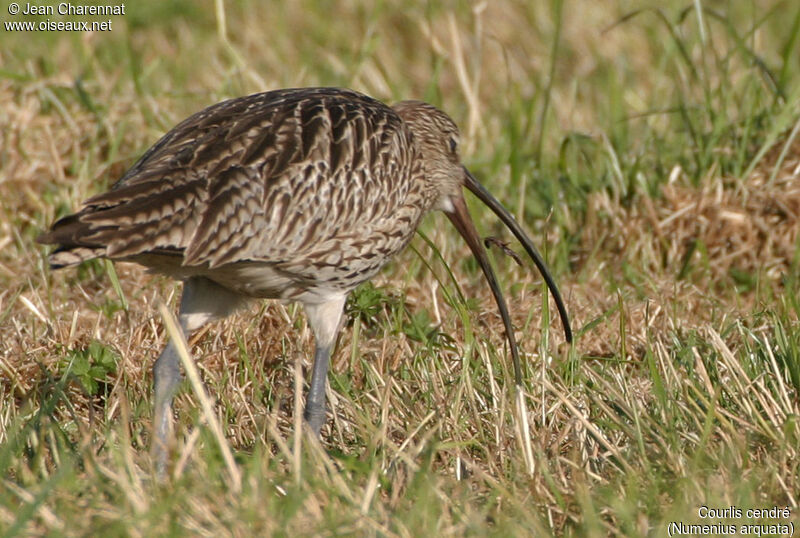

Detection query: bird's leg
xmin=151 ymin=276 xmax=249 ymax=476
xmin=304 ymin=342 xmax=332 ymax=434
xmin=152 ymin=325 xmax=186 ymax=476
xmin=302 ymin=295 xmax=347 ymax=436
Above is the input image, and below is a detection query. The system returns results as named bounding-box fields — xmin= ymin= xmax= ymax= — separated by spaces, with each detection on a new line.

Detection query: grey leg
xmin=152 ymin=333 xmax=185 ymax=475
xmin=304 ymin=343 xmax=332 ymax=434
xmin=151 ymin=276 xmax=249 ymax=475
xmin=302 ymin=295 xmax=347 ymax=436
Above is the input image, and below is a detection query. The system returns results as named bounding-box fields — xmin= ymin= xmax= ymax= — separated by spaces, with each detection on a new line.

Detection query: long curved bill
xmin=445 ymin=168 xmax=572 ymax=385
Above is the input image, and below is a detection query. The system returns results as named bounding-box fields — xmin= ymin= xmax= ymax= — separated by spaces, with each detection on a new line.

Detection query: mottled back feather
xmin=38 ymin=88 xmax=443 ymax=297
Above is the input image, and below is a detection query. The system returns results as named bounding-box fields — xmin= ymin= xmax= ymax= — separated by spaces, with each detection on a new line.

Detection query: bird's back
xmin=39 ymin=88 xmax=434 ymax=299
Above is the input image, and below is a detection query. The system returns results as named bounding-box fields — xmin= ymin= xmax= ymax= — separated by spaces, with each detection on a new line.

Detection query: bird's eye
xmin=448 ymin=137 xmax=458 ymax=154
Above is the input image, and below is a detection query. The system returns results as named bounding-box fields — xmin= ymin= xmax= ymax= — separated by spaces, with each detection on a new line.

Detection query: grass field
xmin=2 ymin=0 xmax=799 ymax=535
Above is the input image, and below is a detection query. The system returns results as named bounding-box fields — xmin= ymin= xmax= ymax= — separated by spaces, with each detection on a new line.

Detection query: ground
xmin=1 ymin=1 xmax=799 ymax=535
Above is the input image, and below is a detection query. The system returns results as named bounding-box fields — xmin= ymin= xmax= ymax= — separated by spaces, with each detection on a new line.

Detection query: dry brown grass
xmin=569 ymin=136 xmax=800 ymax=355
xmin=585 ymin=138 xmax=800 ymax=285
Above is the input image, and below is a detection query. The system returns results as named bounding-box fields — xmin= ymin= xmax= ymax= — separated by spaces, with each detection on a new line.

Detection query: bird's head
xmin=392 ymin=100 xmax=464 ymax=212
xmin=393 ymin=100 xmax=572 ymax=384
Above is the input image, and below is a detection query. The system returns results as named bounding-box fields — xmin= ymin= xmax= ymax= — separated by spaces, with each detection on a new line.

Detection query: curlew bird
xmin=38 ymin=87 xmax=571 ymax=472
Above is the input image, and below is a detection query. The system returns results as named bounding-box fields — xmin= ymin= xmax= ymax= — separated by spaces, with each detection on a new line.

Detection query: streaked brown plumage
xmin=43 ymin=89 xmax=433 ymax=300
xmin=39 ymin=87 xmax=571 ymax=474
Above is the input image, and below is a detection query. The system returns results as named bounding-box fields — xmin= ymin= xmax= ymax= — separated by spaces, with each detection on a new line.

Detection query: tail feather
xmin=37 ymin=213 xmax=107 ymax=268
xmin=46 ymin=246 xmax=106 ymax=268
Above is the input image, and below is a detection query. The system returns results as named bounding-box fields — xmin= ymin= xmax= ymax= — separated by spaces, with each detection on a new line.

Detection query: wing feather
xmin=39 ymin=88 xmax=419 ymax=280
